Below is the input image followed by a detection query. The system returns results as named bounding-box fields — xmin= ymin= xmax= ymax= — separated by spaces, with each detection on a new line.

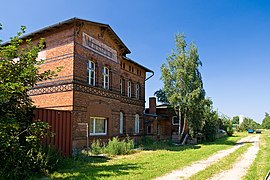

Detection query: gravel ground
xmin=210 ymin=135 xmax=260 ymax=180
xmin=155 ymin=135 xmax=258 ymax=180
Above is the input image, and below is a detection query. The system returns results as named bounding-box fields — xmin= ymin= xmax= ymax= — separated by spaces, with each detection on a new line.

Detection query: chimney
xmin=149 ymin=97 xmax=156 ymax=114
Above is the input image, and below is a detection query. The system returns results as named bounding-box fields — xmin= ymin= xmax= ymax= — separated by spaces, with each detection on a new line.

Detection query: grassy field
xmin=47 ymin=133 xmax=246 ymax=180
xmin=244 ymin=130 xmax=270 ymax=180
xmin=188 ymin=141 xmax=252 ymax=179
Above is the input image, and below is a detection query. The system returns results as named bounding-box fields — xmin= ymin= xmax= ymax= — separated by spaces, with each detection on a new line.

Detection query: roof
xmin=2 ymin=17 xmax=153 ymax=73
xmin=122 ymin=56 xmax=153 ymax=72
xmin=2 ymin=17 xmax=131 ymax=54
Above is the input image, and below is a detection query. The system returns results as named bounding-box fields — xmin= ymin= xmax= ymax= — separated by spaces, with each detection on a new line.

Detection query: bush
xmin=104 ymin=136 xmax=134 ymax=156
xmin=0 ymin=26 xmax=62 ymax=179
xmin=91 ymin=139 xmax=103 ymax=155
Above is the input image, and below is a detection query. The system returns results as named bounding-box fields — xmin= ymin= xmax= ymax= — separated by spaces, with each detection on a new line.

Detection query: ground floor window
xmin=90 ymin=117 xmax=107 ymax=135
xmin=135 ymin=114 xmax=140 ymax=134
xmin=120 ymin=112 xmax=123 ymax=134
xmin=147 ymin=125 xmax=152 ymax=134
xmin=172 ymin=116 xmax=179 ymax=125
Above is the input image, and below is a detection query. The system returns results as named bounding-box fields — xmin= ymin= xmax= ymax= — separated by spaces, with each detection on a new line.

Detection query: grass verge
xmin=188 ymin=141 xmax=252 ymax=180
xmin=243 ymin=130 xmax=270 ymax=180
xmin=48 ymin=133 xmax=246 ymax=180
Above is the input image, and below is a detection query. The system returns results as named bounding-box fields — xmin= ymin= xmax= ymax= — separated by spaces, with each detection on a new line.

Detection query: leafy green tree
xmin=219 ymin=114 xmax=234 ymax=136
xmin=232 ymin=116 xmax=239 ymax=124
xmin=239 ymin=117 xmax=260 ymax=131
xmin=0 ymin=25 xmax=61 ymax=179
xmin=202 ymin=98 xmax=219 ymax=141
xmin=154 ymin=88 xmax=169 ymax=104
xmin=262 ymin=112 xmax=270 ymax=129
xmin=160 ymin=34 xmax=206 ymax=141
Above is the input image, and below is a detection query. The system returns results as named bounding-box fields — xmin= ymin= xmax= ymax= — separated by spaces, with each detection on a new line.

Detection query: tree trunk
xmin=178 ymin=107 xmax=182 ymax=142
xmin=180 ymin=113 xmax=187 ymax=144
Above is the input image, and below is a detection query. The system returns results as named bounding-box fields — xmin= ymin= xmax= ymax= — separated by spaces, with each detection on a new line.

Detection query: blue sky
xmin=1 ymin=0 xmax=270 ymax=123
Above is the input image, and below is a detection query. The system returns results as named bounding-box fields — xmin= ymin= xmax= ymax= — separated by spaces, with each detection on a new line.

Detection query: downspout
xmin=145 ymin=71 xmax=154 ymax=81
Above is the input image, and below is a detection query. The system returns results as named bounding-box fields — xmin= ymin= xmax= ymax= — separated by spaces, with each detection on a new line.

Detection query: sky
xmin=1 ymin=0 xmax=270 ymax=123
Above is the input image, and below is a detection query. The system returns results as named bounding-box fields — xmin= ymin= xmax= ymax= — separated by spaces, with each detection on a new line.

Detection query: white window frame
xmin=102 ymin=67 xmax=109 ymax=89
xmin=120 ymin=112 xmax=123 ymax=134
xmin=90 ymin=117 xmax=107 ymax=135
xmin=87 ymin=61 xmax=95 ymax=86
xmin=135 ymin=114 xmax=140 ymax=134
xmin=172 ymin=116 xmax=180 ymax=125
xmin=128 ymin=81 xmax=131 ymax=97
xmin=136 ymin=83 xmax=140 ymax=99
xmin=120 ymin=78 xmax=123 ymax=95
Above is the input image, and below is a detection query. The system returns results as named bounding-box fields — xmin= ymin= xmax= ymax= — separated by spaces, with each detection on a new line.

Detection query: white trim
xmin=87 ymin=60 xmax=95 ymax=86
xmin=102 ymin=67 xmax=109 ymax=89
xmin=90 ymin=117 xmax=107 ymax=135
xmin=135 ymin=114 xmax=140 ymax=134
xmin=135 ymin=83 xmax=140 ymax=99
xmin=120 ymin=112 xmax=123 ymax=134
xmin=128 ymin=81 xmax=131 ymax=97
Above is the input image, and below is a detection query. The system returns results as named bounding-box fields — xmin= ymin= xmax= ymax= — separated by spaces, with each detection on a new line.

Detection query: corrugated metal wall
xmin=33 ymin=108 xmax=72 ymax=156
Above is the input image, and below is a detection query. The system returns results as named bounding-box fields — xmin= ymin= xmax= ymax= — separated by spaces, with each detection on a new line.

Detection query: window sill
xmin=90 ymin=133 xmax=107 ymax=136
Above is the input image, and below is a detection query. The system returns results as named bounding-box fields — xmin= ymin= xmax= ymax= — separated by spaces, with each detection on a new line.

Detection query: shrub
xmin=91 ymin=139 xmax=103 ymax=155
xmin=104 ymin=136 xmax=134 ymax=156
xmin=0 ymin=25 xmax=62 ymax=179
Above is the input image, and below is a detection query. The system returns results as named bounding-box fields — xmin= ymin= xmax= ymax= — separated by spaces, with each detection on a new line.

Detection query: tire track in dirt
xmin=210 ymin=135 xmax=260 ymax=180
xmin=155 ymin=136 xmax=255 ymax=180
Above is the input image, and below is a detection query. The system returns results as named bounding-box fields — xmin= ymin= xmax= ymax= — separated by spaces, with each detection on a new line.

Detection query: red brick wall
xmin=29 ymin=20 xmax=148 ymax=149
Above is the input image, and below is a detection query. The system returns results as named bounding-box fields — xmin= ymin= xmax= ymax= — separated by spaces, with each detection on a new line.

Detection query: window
xmin=90 ymin=117 xmax=107 ymax=135
xmin=120 ymin=112 xmax=123 ymax=134
xmin=147 ymin=125 xmax=152 ymax=134
xmin=135 ymin=114 xmax=139 ymax=134
xmin=120 ymin=78 xmax=123 ymax=95
xmin=136 ymin=83 xmax=140 ymax=99
xmin=87 ymin=61 xmax=95 ymax=86
xmin=128 ymin=81 xmax=132 ymax=97
xmin=102 ymin=67 xmax=109 ymax=89
xmin=172 ymin=116 xmax=179 ymax=125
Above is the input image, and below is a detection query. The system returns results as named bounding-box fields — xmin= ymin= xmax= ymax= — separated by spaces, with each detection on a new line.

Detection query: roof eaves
xmin=122 ymin=56 xmax=153 ymax=72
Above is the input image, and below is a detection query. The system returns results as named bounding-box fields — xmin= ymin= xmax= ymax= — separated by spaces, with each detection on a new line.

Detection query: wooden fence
xmin=33 ymin=108 xmax=72 ymax=156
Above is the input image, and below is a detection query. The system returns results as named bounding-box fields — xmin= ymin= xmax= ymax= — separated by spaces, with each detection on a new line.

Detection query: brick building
xmin=24 ymin=18 xmax=153 ymax=149
xmin=144 ymin=97 xmax=189 ymax=142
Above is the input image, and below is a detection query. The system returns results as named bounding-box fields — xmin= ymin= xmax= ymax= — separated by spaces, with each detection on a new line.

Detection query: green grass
xmin=243 ymin=130 xmax=270 ymax=180
xmin=188 ymin=141 xmax=252 ymax=180
xmin=48 ymin=134 xmax=246 ymax=180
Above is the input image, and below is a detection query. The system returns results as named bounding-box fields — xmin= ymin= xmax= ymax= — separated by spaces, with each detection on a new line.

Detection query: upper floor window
xmin=102 ymin=67 xmax=109 ymax=89
xmin=120 ymin=112 xmax=123 ymax=134
xmin=128 ymin=81 xmax=132 ymax=97
xmin=135 ymin=114 xmax=140 ymax=134
xmin=120 ymin=78 xmax=123 ymax=95
xmin=87 ymin=61 xmax=95 ymax=86
xmin=136 ymin=83 xmax=140 ymax=99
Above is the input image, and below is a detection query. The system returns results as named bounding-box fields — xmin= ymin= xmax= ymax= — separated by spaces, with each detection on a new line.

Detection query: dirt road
xmin=155 ymin=135 xmax=259 ymax=180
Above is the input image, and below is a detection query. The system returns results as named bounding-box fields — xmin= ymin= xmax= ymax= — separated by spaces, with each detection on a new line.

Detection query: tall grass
xmin=90 ymin=136 xmax=134 ymax=156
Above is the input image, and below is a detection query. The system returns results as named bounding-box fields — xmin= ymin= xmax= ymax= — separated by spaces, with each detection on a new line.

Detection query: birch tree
xmin=161 ymin=34 xmax=205 ymax=141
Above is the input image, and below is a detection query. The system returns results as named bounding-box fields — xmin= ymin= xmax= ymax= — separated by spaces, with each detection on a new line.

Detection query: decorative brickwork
xmin=24 ymin=18 xmax=153 ymax=149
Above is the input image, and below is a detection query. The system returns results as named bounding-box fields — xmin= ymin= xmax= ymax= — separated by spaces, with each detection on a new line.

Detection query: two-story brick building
xmin=24 ymin=18 xmax=153 ymax=149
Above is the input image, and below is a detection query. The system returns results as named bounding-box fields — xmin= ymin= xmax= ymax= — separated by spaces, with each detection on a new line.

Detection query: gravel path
xmin=211 ymin=135 xmax=260 ymax=180
xmin=155 ymin=135 xmax=257 ymax=180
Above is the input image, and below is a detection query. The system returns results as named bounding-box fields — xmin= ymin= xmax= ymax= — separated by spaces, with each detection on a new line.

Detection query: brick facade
xmin=26 ymin=18 xmax=153 ymax=149
xmin=144 ymin=97 xmax=189 ymax=142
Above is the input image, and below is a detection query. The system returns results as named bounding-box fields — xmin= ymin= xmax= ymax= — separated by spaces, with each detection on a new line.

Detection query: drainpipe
xmin=77 ymin=123 xmax=89 ymax=155
xmin=145 ymin=71 xmax=154 ymax=81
